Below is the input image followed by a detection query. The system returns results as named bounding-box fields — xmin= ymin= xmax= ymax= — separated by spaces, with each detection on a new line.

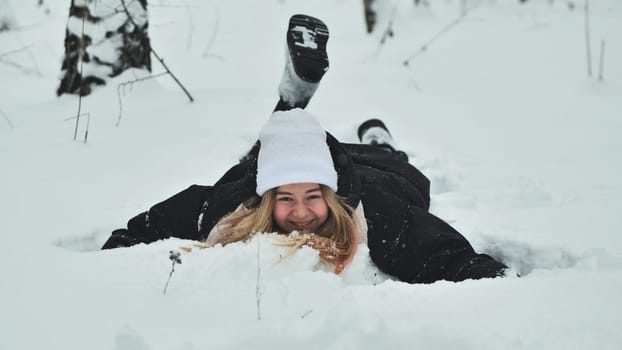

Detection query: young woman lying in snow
xmin=102 ymin=14 xmax=507 ymax=283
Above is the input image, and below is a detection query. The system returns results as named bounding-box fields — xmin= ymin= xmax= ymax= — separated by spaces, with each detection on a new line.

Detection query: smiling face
xmin=272 ymin=183 xmax=329 ymax=233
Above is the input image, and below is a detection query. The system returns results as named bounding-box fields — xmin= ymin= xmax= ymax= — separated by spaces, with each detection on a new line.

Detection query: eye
xmin=277 ymin=196 xmax=293 ymax=202
xmin=307 ymin=195 xmax=322 ymax=201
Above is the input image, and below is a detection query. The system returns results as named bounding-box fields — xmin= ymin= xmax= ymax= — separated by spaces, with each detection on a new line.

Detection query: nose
xmin=292 ymin=202 xmax=309 ymax=218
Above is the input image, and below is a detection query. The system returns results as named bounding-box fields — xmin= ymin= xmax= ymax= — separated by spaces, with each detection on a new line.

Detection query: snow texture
xmin=1 ymin=0 xmax=621 ymax=349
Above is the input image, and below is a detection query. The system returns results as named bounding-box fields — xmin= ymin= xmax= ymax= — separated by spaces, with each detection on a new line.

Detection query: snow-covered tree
xmin=57 ymin=0 xmax=151 ymax=96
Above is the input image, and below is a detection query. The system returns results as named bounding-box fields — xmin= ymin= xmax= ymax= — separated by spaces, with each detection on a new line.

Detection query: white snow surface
xmin=1 ymin=0 xmax=621 ymax=349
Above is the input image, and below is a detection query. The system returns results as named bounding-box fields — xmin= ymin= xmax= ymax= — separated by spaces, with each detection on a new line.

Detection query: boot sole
xmin=287 ymin=14 xmax=329 ymax=83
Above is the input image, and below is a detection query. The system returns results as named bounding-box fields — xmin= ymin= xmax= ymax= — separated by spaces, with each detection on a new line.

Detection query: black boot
xmin=358 ymin=119 xmax=394 ymax=147
xmin=274 ymin=14 xmax=329 ymax=111
xmin=357 ymin=119 xmax=408 ymax=161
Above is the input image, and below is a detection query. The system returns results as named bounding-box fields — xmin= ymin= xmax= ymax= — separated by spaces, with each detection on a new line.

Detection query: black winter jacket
xmin=102 ymin=133 xmax=506 ymax=283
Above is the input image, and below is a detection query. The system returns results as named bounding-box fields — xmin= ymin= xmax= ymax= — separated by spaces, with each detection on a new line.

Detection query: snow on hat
xmin=256 ymin=108 xmax=338 ymax=196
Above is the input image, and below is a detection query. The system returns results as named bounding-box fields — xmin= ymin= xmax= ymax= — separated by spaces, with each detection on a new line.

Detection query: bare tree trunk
xmin=57 ymin=0 xmax=152 ymax=96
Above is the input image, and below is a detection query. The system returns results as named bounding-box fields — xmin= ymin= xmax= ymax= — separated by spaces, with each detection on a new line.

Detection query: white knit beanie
xmin=256 ymin=108 xmax=338 ymax=196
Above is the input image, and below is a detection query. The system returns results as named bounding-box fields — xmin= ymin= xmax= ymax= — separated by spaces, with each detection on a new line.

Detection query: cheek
xmin=272 ymin=204 xmax=289 ymax=226
xmin=313 ymin=201 xmax=329 ymax=223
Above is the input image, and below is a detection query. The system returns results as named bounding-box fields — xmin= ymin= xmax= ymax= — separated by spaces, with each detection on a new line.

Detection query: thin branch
xmin=0 ymin=108 xmax=14 ymax=130
xmin=74 ymin=13 xmax=87 ymax=141
xmin=369 ymin=2 xmax=398 ymax=60
xmin=0 ymin=57 xmax=39 ymax=75
xmin=120 ymin=0 xmax=194 ymax=102
xmin=598 ymin=38 xmax=605 ymax=81
xmin=584 ymin=0 xmax=592 ymax=77
xmin=460 ymin=0 xmax=467 ymax=16
xmin=163 ymin=250 xmax=182 ymax=295
xmin=116 ymin=72 xmax=168 ymax=126
xmin=379 ymin=3 xmax=398 ymax=46
xmin=182 ymin=0 xmax=194 ymax=51
xmin=63 ymin=112 xmax=89 ymax=122
xmin=64 ymin=112 xmax=91 ymax=142
xmin=149 ymin=4 xmax=200 ymax=9
xmin=409 ymin=74 xmax=422 ymax=91
xmin=202 ymin=6 xmax=224 ymax=60
xmin=1 ymin=20 xmax=49 ymax=32
xmin=0 ymin=45 xmax=34 ymax=58
xmin=25 ymin=47 xmax=42 ymax=77
xmin=163 ymin=263 xmax=176 ymax=294
xmin=0 ymin=45 xmax=41 ymax=76
xmin=403 ymin=3 xmax=479 ymax=66
xmin=150 ymin=48 xmax=195 ymax=102
xmin=84 ymin=112 xmax=90 ymax=143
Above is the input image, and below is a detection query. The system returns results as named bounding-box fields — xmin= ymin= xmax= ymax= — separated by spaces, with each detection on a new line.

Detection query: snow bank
xmin=1 ymin=0 xmax=621 ymax=349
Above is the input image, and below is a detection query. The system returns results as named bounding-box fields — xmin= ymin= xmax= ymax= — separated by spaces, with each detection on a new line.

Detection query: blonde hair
xmin=206 ymin=185 xmax=358 ymax=274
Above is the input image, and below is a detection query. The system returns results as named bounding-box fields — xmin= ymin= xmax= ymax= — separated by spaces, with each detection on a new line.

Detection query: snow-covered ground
xmin=1 ymin=0 xmax=621 ymax=349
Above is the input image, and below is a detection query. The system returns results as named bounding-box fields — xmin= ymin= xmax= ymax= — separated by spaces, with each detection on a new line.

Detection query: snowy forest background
xmin=1 ymin=0 xmax=621 ymax=349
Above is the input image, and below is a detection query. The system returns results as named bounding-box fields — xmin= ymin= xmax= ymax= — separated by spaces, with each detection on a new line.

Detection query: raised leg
xmin=274 ymin=14 xmax=330 ymax=112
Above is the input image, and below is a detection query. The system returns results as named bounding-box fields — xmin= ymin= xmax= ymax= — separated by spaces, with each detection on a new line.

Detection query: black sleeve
xmin=364 ymin=185 xmax=506 ymax=283
xmin=342 ymin=142 xmax=430 ymax=210
xmin=101 ymin=185 xmax=212 ymax=249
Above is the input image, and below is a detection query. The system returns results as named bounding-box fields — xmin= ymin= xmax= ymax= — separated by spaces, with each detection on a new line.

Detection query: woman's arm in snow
xmin=101 ymin=185 xmax=212 ymax=249
xmin=364 ymin=185 xmax=506 ymax=283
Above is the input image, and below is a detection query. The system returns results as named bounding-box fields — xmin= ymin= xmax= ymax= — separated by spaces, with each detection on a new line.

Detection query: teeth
xmin=292 ymin=221 xmax=312 ymax=228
